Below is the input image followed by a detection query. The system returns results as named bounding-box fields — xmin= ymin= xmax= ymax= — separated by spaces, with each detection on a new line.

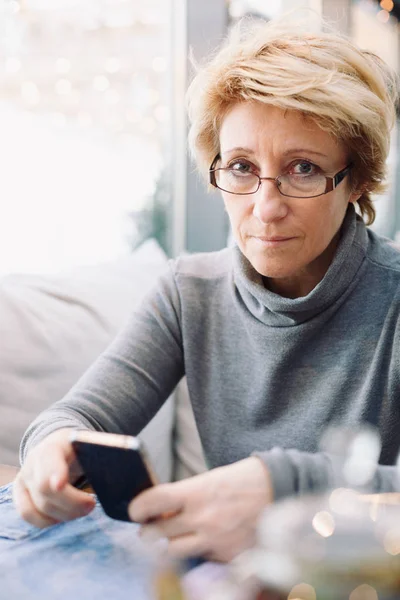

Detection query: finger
xmin=25 ymin=431 xmax=81 ymax=495
xmin=24 ymin=446 xmax=70 ymax=492
xmin=29 ymin=484 xmax=95 ymax=523
xmin=29 ymin=472 xmax=96 ymax=519
xmin=167 ymin=533 xmax=209 ymax=560
xmin=13 ymin=477 xmax=60 ymax=529
xmin=30 ymin=462 xmax=96 ymax=515
xmin=46 ymin=481 xmax=96 ymax=513
xmin=21 ymin=461 xmax=95 ymax=523
xmin=129 ymin=483 xmax=185 ymax=523
xmin=140 ymin=513 xmax=193 ymax=541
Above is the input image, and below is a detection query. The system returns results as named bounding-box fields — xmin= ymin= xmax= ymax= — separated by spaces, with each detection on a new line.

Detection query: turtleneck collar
xmin=233 ymin=205 xmax=368 ymax=327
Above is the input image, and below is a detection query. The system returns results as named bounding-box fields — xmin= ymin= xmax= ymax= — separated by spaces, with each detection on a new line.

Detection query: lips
xmin=252 ymin=235 xmax=296 ymax=242
xmin=256 ymin=236 xmax=294 ymax=242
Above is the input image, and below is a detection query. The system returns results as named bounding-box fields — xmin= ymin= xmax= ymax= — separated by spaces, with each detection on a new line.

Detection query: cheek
xmin=325 ymin=193 xmax=352 ymax=233
xmin=223 ymin=199 xmax=248 ymax=235
xmin=303 ymin=195 xmax=349 ymax=237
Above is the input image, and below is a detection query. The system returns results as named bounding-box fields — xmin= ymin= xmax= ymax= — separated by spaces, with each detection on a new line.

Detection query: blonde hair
xmin=187 ymin=17 xmax=399 ymax=224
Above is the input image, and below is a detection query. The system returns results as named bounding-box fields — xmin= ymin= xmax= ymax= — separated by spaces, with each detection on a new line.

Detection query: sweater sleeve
xmin=20 ymin=262 xmax=184 ymax=464
xmin=254 ymin=448 xmax=400 ymax=500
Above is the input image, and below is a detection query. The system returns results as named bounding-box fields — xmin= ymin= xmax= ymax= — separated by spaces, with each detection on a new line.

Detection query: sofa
xmin=0 ymin=239 xmax=207 ymax=483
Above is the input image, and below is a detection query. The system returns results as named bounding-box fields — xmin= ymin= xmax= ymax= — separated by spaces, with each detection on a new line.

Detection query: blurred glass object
xmin=0 ymin=0 xmax=173 ymax=274
xmin=320 ymin=425 xmax=382 ymax=490
xmin=241 ymin=490 xmax=400 ymax=600
xmin=232 ymin=427 xmax=400 ymax=600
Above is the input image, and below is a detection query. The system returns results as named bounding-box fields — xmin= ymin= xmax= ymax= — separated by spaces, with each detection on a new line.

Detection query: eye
xmin=227 ymin=159 xmax=255 ymax=174
xmin=290 ymin=160 xmax=319 ymax=176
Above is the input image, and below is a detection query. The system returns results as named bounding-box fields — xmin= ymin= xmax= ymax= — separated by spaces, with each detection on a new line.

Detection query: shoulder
xmin=169 ymin=247 xmax=234 ymax=281
xmin=142 ymin=248 xmax=233 ymax=308
xmin=365 ymin=228 xmax=400 ymax=275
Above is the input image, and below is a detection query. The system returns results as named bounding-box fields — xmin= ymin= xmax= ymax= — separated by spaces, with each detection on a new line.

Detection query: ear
xmin=348 ymin=191 xmax=362 ymax=204
xmin=348 ymin=182 xmax=367 ymax=205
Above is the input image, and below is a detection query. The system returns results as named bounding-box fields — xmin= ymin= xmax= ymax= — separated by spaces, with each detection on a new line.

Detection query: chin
xmin=248 ymin=255 xmax=294 ymax=279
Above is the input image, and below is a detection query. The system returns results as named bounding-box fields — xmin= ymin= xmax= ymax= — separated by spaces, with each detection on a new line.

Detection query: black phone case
xmin=72 ymin=440 xmax=154 ymax=521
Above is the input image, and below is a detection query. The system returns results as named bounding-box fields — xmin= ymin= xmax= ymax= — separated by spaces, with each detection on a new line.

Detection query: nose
xmin=252 ymin=179 xmax=289 ymax=224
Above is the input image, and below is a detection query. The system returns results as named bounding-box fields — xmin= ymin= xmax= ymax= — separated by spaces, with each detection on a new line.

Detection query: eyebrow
xmin=221 ymin=146 xmax=329 ymax=159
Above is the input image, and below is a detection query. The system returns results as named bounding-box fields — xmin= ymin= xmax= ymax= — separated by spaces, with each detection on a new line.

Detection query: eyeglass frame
xmin=209 ymin=154 xmax=353 ymax=199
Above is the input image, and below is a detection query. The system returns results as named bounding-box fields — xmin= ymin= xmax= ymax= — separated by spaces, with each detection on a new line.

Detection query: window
xmin=350 ymin=0 xmax=399 ymax=237
xmin=228 ymin=0 xmax=322 ymax=22
xmin=0 ymin=0 xmax=172 ymax=274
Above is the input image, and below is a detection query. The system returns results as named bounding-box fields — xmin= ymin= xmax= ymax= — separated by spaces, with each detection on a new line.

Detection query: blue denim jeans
xmin=0 ymin=483 xmax=155 ymax=599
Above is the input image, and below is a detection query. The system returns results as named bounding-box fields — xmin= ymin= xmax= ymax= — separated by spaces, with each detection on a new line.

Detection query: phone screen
xmin=71 ymin=433 xmax=156 ymax=521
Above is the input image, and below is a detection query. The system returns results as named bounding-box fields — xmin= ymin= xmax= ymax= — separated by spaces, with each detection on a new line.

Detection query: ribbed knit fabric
xmin=21 ymin=205 xmax=400 ymax=499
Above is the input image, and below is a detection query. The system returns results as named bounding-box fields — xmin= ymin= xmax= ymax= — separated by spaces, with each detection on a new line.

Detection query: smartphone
xmin=70 ymin=430 xmax=158 ymax=522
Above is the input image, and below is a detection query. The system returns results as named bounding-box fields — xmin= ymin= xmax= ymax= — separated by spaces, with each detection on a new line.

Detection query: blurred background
xmin=0 ymin=0 xmax=398 ymax=274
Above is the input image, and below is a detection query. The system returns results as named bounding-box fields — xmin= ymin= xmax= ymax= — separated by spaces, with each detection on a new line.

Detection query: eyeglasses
xmin=209 ymin=154 xmax=353 ymax=199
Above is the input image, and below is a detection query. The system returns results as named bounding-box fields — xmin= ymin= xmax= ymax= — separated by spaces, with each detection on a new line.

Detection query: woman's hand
xmin=13 ymin=428 xmax=96 ymax=528
xmin=129 ymin=457 xmax=273 ymax=563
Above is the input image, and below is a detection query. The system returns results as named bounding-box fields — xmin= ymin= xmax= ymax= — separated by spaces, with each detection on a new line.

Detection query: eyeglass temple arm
xmin=324 ymin=164 xmax=352 ymax=194
xmin=209 ymin=153 xmax=221 ymax=186
xmin=334 ymin=164 xmax=352 ymax=187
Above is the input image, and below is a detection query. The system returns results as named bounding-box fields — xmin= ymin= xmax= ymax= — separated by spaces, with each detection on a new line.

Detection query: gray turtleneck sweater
xmin=20 ymin=206 xmax=400 ymax=500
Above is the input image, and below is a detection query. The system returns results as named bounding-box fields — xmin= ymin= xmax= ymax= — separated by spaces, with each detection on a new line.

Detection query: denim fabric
xmin=0 ymin=483 xmax=155 ymax=600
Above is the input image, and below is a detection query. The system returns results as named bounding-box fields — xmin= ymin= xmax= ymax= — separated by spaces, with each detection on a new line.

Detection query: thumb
xmin=129 ymin=483 xmax=185 ymax=523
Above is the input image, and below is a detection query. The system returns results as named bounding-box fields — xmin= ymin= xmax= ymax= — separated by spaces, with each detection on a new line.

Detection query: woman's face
xmin=218 ymin=102 xmax=360 ymax=298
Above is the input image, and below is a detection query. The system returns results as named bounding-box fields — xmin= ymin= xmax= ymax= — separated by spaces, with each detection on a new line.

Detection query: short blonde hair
xmin=187 ymin=18 xmax=399 ymax=224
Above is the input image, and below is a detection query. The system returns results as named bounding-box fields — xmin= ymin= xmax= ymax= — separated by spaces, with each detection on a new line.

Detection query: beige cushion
xmin=0 ymin=240 xmax=174 ymax=481
xmin=173 ymin=378 xmax=208 ymax=480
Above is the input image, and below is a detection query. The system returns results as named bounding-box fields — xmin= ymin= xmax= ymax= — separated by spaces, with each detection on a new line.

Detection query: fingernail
xmin=81 ymin=508 xmax=93 ymax=518
xmin=78 ymin=503 xmax=94 ymax=518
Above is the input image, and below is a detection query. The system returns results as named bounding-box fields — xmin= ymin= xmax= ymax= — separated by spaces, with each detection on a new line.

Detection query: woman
xmin=14 ymin=17 xmax=399 ymax=562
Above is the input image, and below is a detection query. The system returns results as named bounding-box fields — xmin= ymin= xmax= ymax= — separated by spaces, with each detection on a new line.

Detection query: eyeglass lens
xmin=215 ymin=169 xmax=327 ymax=197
